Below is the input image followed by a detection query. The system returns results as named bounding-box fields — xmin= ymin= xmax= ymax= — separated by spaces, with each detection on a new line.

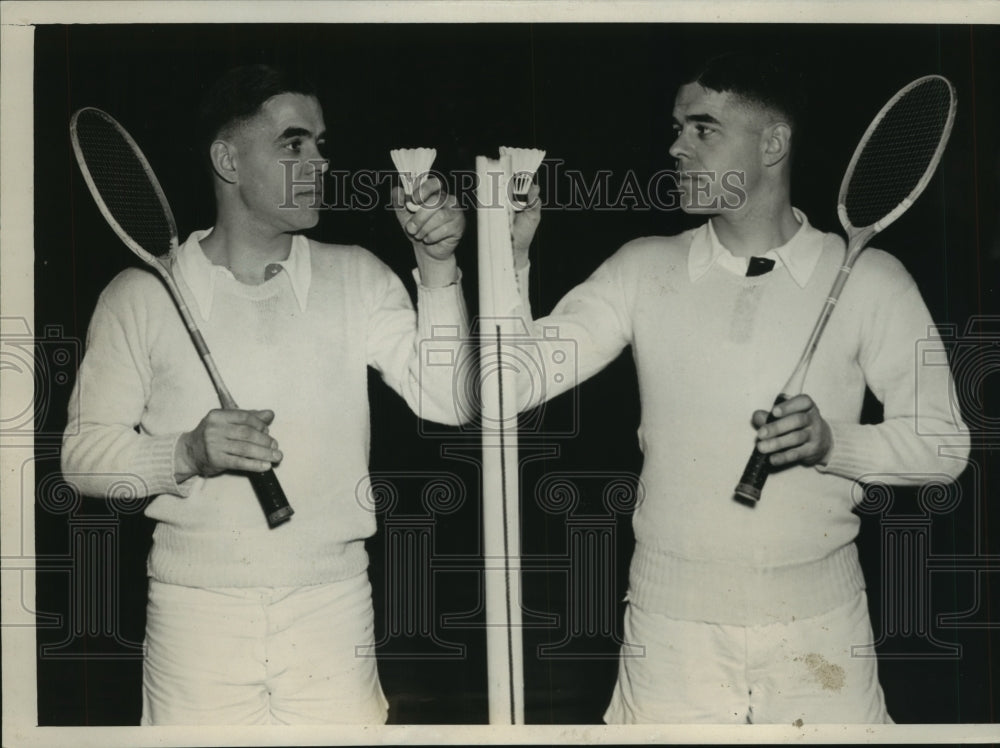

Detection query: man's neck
xmin=200 ymin=217 xmax=294 ymax=285
xmin=710 ymin=193 xmax=800 ymax=259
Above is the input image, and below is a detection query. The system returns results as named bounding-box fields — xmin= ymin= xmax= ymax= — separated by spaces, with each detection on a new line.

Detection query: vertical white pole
xmin=475 ymin=156 xmax=525 ymax=725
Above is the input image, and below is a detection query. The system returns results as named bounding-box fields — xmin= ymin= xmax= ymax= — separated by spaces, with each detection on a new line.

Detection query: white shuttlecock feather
xmin=500 ymin=146 xmax=545 ymax=211
xmin=390 ymin=147 xmax=437 ymax=211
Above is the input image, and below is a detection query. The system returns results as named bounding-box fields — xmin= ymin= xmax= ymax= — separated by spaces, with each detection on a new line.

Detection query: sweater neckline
xmin=212 ymin=270 xmax=290 ymax=301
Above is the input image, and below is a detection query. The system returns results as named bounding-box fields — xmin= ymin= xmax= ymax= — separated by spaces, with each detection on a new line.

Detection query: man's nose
xmin=668 ymin=133 xmax=688 ymax=163
xmin=305 ymin=152 xmax=329 ymax=177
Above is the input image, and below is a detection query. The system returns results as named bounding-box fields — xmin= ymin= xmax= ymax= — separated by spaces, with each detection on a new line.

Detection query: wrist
xmin=415 ymin=251 xmax=458 ymax=288
xmin=173 ymin=432 xmax=197 ymax=483
xmin=812 ymin=421 xmax=834 ymax=469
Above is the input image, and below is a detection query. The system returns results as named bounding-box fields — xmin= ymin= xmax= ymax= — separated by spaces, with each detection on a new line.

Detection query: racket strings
xmin=73 ymin=110 xmax=175 ymax=257
xmin=844 ymin=77 xmax=953 ymax=229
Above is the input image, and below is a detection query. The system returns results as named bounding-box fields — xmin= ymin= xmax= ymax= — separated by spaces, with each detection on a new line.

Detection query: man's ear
xmin=762 ymin=122 xmax=792 ymax=168
xmin=209 ymin=140 xmax=238 ymax=184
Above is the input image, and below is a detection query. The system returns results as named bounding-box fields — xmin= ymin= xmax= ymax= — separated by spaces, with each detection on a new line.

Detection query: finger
xmin=218 ymin=453 xmax=277 ymax=474
xmin=221 ymin=438 xmax=283 ymax=466
xmin=391 ymin=186 xmax=423 ymax=230
xmin=771 ymin=394 xmax=815 ymax=418
xmin=757 ymin=428 xmax=809 ymax=455
xmin=407 ymin=192 xmax=459 ymax=230
xmin=400 ymin=212 xmax=427 ymax=239
xmin=411 ymin=207 xmax=464 ymax=243
xmin=756 ymin=412 xmax=810 ymax=440
xmin=229 ymin=424 xmax=280 ymax=450
xmin=218 ymin=408 xmax=273 ymax=433
xmin=417 ymin=221 xmax=463 ymax=246
xmin=252 ymin=409 xmax=275 ymax=425
xmin=197 ymin=441 xmax=278 ymax=475
xmin=412 ymin=175 xmax=445 ymax=206
xmin=518 ymin=184 xmax=542 ymax=212
xmin=769 ymin=443 xmax=815 ymax=467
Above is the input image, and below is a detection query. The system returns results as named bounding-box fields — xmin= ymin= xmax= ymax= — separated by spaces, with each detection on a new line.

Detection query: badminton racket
xmin=69 ymin=107 xmax=294 ymax=528
xmin=734 ymin=74 xmax=957 ymax=503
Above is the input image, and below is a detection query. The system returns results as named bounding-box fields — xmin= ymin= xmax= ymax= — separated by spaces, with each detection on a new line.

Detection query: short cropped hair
xmin=196 ymin=64 xmax=318 ymax=166
xmin=685 ymin=52 xmax=807 ymax=134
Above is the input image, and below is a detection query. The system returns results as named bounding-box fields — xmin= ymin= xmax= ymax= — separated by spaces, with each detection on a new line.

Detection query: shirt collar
xmin=174 ymin=229 xmax=312 ymax=319
xmin=686 ymin=207 xmax=824 ymax=288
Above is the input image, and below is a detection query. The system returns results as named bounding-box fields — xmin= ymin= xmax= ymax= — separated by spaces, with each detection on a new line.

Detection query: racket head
xmin=69 ymin=107 xmax=179 ymax=265
xmin=837 ymin=75 xmax=957 ymax=239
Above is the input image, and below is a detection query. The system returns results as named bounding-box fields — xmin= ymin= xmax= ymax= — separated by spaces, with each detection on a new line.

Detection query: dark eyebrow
xmin=277 ymin=126 xmax=327 ymax=141
xmin=683 ymin=113 xmax=723 ymax=126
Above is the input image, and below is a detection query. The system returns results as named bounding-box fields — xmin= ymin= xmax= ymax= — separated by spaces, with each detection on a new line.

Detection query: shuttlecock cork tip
xmin=500 ymin=146 xmax=545 ymax=211
xmin=390 ymin=147 xmax=437 ymax=212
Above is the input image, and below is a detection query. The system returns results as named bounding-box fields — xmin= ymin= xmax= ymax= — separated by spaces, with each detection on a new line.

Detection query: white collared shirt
xmin=686 ymin=207 xmax=825 ymax=288
xmin=173 ymin=229 xmax=313 ymax=320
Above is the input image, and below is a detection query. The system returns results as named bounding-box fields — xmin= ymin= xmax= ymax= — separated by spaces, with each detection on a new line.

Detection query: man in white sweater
xmin=61 ymin=65 xmax=468 ymax=724
xmin=511 ymin=53 xmax=970 ymax=723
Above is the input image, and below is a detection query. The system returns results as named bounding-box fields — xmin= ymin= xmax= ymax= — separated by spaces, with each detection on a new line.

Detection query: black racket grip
xmin=734 ymin=395 xmax=788 ymax=504
xmin=247 ymin=468 xmax=294 ymax=528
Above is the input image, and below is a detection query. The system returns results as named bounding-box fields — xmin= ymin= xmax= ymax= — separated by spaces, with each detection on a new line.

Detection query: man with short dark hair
xmin=512 ymin=52 xmax=969 ymax=723
xmin=62 ymin=64 xmax=469 ymax=725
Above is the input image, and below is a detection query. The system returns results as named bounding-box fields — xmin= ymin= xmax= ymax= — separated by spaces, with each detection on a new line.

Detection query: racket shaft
xmin=248 ymin=469 xmax=294 ymax=527
xmin=154 ymin=265 xmax=240 ymax=409
xmin=733 ymin=249 xmax=860 ymax=504
xmin=162 ymin=271 xmax=292 ymax=526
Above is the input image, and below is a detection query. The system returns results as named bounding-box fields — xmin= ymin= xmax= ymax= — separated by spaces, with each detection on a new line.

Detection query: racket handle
xmin=734 ymin=394 xmax=788 ymax=504
xmin=247 ymin=469 xmax=294 ymax=528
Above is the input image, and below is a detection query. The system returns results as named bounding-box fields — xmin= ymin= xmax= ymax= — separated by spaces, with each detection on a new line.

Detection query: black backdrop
xmin=31 ymin=23 xmax=998 ymax=725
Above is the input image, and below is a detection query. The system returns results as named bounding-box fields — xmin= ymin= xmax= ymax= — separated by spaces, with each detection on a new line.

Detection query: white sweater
xmin=62 ymin=231 xmax=469 ymax=587
xmin=518 ymin=213 xmax=970 ymax=624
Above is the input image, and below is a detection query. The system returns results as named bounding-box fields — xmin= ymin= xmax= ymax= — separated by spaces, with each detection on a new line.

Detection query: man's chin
xmin=284 ymin=208 xmax=321 ymax=231
xmin=678 ymin=195 xmax=723 ymax=216
xmin=679 ymin=202 xmax=720 ymax=216
xmin=677 ymin=189 xmax=741 ymax=216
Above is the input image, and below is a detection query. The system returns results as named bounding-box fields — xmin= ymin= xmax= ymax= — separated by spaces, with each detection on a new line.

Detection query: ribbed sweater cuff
xmin=414 ymin=268 xmax=468 ymax=337
xmin=133 ymin=433 xmax=194 ymax=498
xmin=628 ymin=542 xmax=865 ymax=626
xmin=816 ymin=420 xmax=875 ymax=481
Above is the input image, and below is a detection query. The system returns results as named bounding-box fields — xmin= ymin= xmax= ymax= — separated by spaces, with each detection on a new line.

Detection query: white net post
xmin=475 ymin=155 xmax=525 ymax=725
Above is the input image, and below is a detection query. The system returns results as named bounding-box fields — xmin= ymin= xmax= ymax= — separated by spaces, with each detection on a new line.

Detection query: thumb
xmin=254 ymin=409 xmax=276 ymax=424
xmin=751 ymin=410 xmax=770 ymax=429
xmin=521 ymin=183 xmax=542 ymax=212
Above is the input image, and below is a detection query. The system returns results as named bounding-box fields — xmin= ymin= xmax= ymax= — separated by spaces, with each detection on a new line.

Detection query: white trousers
xmin=604 ymin=590 xmax=892 ymax=724
xmin=141 ymin=572 xmax=388 ymax=725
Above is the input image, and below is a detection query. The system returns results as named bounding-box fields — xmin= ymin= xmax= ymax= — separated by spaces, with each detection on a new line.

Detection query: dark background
xmin=31 ymin=23 xmax=998 ymax=725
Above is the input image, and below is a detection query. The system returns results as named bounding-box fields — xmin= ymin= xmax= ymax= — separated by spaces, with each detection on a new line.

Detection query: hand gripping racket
xmin=69 ymin=107 xmax=294 ymax=528
xmin=734 ymin=74 xmax=957 ymax=504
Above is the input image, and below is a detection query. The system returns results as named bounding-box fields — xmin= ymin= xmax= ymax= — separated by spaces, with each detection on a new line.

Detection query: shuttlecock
xmin=390 ymin=147 xmax=437 ymax=212
xmin=499 ymin=146 xmax=545 ymax=211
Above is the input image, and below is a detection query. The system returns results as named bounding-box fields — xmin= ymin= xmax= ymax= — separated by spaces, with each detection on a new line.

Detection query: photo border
xmin=3 ymin=1 xmax=998 ymax=745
